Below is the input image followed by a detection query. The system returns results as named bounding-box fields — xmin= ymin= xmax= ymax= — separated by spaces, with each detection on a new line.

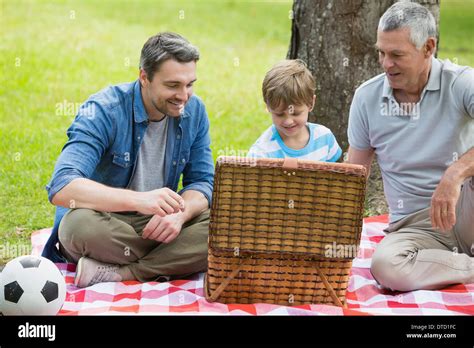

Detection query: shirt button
xmin=181 ymin=158 xmax=186 ymax=163
xmin=177 ymin=134 xmax=181 ymax=139
xmin=173 ymin=161 xmax=177 ymax=166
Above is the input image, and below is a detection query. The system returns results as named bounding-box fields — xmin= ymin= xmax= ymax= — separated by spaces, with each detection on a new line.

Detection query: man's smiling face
xmin=375 ymin=27 xmax=432 ymax=92
xmin=140 ymin=59 xmax=197 ymax=120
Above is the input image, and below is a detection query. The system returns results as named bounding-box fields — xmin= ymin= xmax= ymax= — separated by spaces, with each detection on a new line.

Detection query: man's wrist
xmin=178 ymin=205 xmax=192 ymax=223
xmin=446 ymin=147 xmax=474 ymax=185
xmin=176 ymin=210 xmax=188 ymax=225
xmin=126 ymin=190 xmax=142 ymax=211
xmin=444 ymin=163 xmax=465 ymax=186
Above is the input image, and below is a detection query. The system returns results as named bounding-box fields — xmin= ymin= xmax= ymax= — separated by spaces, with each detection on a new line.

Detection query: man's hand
xmin=141 ymin=189 xmax=208 ymax=243
xmin=142 ymin=211 xmax=186 ymax=243
xmin=345 ymin=146 xmax=375 ymax=180
xmin=430 ymin=174 xmax=462 ymax=233
xmin=133 ymin=188 xmax=185 ymax=216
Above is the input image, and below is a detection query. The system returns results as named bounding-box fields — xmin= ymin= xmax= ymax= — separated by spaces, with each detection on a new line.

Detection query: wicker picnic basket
xmin=204 ymin=156 xmax=367 ymax=307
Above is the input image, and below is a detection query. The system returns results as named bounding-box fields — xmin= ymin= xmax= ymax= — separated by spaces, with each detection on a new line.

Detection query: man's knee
xmin=181 ymin=210 xmax=209 ymax=242
xmin=161 ymin=217 xmax=209 ymax=274
xmin=370 ymin=244 xmax=416 ymax=292
xmin=454 ymin=176 xmax=474 ymax=255
xmin=184 ymin=208 xmax=210 ymax=228
xmin=58 ymin=208 xmax=102 ymax=246
xmin=370 ymin=245 xmax=390 ymax=284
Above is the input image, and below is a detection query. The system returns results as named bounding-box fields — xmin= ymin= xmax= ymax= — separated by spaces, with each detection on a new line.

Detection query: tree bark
xmin=288 ymin=0 xmax=440 ymax=216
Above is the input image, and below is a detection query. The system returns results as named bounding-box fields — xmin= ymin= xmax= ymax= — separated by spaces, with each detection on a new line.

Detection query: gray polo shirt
xmin=348 ymin=57 xmax=474 ymax=222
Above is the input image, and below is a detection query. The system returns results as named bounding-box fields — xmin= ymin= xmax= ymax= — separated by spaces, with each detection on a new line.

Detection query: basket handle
xmin=207 ymin=259 xmax=249 ymax=302
xmin=314 ymin=264 xmax=345 ymax=307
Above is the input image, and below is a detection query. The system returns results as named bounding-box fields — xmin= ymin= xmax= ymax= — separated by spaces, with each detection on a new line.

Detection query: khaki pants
xmin=371 ymin=178 xmax=474 ymax=291
xmin=58 ymin=209 xmax=209 ymax=282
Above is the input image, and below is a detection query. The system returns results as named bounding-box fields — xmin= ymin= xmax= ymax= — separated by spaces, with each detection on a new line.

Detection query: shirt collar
xmin=270 ymin=125 xmax=279 ymax=141
xmin=133 ymin=80 xmax=149 ymax=124
xmin=270 ymin=123 xmax=313 ymax=144
xmin=382 ymin=56 xmax=441 ymax=99
xmin=382 ymin=75 xmax=392 ymax=98
xmin=425 ymin=56 xmax=441 ymax=91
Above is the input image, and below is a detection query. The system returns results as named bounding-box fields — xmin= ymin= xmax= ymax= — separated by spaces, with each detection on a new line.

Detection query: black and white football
xmin=0 ymin=255 xmax=66 ymax=315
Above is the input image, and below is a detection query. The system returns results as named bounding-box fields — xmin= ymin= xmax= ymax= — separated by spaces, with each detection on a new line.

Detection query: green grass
xmin=1 ymin=0 xmax=473 ymax=264
xmin=437 ymin=0 xmax=474 ymax=65
xmin=0 ymin=0 xmax=293 ymax=264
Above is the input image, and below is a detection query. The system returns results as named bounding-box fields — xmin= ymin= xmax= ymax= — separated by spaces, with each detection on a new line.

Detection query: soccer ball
xmin=0 ymin=255 xmax=66 ymax=315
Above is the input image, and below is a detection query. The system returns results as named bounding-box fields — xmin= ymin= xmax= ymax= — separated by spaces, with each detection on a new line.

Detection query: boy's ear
xmin=309 ymin=95 xmax=316 ymax=112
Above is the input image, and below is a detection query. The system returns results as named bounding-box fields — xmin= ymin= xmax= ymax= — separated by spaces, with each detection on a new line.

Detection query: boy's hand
xmin=133 ymin=188 xmax=185 ymax=216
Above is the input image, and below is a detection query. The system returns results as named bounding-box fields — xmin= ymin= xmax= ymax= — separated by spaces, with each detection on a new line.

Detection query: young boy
xmin=248 ymin=59 xmax=342 ymax=162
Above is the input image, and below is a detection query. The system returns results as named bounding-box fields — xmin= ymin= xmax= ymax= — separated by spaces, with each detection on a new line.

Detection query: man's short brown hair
xmin=140 ymin=32 xmax=199 ymax=82
xmin=262 ymin=59 xmax=315 ymax=110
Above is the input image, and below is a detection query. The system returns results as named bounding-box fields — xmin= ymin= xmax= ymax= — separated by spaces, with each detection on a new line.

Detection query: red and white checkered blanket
xmin=31 ymin=215 xmax=473 ymax=315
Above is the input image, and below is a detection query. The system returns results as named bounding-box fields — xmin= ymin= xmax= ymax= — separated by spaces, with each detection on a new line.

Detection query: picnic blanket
xmin=31 ymin=215 xmax=474 ymax=315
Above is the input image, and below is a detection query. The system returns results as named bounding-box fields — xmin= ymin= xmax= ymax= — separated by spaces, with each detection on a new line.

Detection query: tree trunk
xmin=288 ymin=0 xmax=440 ymax=216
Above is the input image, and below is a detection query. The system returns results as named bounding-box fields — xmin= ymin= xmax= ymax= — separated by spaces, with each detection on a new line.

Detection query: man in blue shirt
xmin=44 ymin=32 xmax=214 ymax=288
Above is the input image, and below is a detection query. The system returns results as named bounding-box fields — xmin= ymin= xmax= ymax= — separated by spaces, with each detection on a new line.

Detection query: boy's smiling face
xmin=267 ymin=96 xmax=315 ymax=141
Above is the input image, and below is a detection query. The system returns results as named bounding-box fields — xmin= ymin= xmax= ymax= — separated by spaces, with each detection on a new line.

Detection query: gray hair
xmin=139 ymin=32 xmax=200 ymax=81
xmin=378 ymin=2 xmax=437 ymax=49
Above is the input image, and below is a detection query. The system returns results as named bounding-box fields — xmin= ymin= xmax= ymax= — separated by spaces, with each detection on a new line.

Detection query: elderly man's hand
xmin=142 ymin=211 xmax=186 ymax=243
xmin=430 ymin=174 xmax=462 ymax=233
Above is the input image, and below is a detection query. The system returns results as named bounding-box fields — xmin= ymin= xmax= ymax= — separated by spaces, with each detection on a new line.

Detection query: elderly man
xmin=347 ymin=2 xmax=474 ymax=291
xmin=43 ymin=32 xmax=214 ymax=288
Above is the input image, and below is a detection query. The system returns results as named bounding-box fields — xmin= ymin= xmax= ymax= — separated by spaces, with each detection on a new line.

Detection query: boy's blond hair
xmin=262 ymin=59 xmax=315 ymax=110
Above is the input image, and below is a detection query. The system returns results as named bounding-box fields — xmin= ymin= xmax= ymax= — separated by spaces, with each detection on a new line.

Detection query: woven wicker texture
xmin=206 ymin=156 xmax=367 ymax=306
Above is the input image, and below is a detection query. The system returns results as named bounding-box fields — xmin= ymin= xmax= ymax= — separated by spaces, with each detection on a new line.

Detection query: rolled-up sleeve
xmin=46 ymin=101 xmax=114 ymax=202
xmin=178 ymin=104 xmax=214 ymax=206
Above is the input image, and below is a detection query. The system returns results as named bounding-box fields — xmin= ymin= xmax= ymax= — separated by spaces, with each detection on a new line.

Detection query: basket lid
xmin=209 ymin=156 xmax=367 ymax=259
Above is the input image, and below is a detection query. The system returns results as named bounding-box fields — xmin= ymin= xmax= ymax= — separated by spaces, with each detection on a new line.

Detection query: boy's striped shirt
xmin=248 ymin=123 xmax=342 ymax=162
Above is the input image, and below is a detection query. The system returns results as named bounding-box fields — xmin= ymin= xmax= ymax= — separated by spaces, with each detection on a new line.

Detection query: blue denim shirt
xmin=43 ymin=80 xmax=214 ymax=262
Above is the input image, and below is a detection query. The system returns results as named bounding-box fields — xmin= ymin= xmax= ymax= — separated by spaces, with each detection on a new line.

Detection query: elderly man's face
xmin=376 ymin=27 xmax=433 ymax=92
